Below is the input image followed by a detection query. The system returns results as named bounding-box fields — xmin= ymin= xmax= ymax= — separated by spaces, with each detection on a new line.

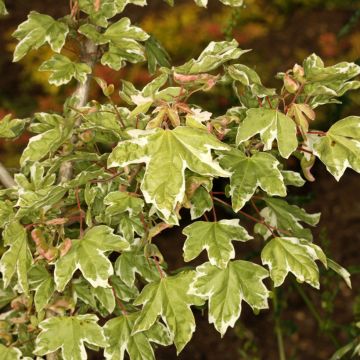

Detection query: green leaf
xmin=0 ymin=221 xmax=32 ymax=293
xmin=104 ymin=191 xmax=144 ymax=218
xmin=255 ymin=197 xmax=320 ymax=241
xmin=12 ymin=11 xmax=69 ymax=62
xmin=39 ymin=54 xmax=91 ymax=86
xmin=0 ymin=344 xmax=22 ymax=360
xmin=182 ymin=219 xmax=252 ymax=268
xmin=236 ymin=108 xmax=298 ymax=158
xmin=54 ymin=225 xmax=129 ymax=291
xmin=307 ymin=116 xmax=360 ymax=181
xmin=133 ymin=271 xmax=203 ymax=353
xmin=0 ymin=200 xmax=14 ymax=228
xmin=303 ymin=54 xmax=360 ymax=106
xmin=104 ymin=312 xmax=172 ymax=360
xmin=281 ymin=170 xmax=306 ymax=187
xmin=115 ymin=249 xmax=160 ymax=287
xmin=327 ymin=258 xmax=351 ymax=288
xmin=145 ymin=35 xmax=171 ymax=75
xmin=108 ymin=127 xmax=229 ymax=222
xmin=34 ymin=315 xmax=107 ymax=360
xmin=0 ymin=1 xmax=8 ymax=16
xmin=261 ymin=237 xmax=324 ymax=288
xmin=0 ymin=280 xmax=16 ymax=309
xmin=79 ymin=18 xmax=149 ymax=70
xmin=226 ymin=64 xmax=276 ymax=97
xmin=189 ymin=186 xmax=212 ymax=220
xmin=28 ymin=263 xmax=55 ymax=312
xmin=190 ymin=261 xmax=269 ymax=335
xmin=78 ymin=0 xmax=146 ymax=27
xmin=174 ymin=40 xmax=248 ymax=75
xmin=220 ymin=149 xmax=286 ymax=211
xmin=0 ymin=114 xmax=27 ymax=138
xmin=20 ymin=113 xmax=74 ymax=166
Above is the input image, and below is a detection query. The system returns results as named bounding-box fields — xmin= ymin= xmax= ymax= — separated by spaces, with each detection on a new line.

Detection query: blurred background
xmin=1 ymin=0 xmax=360 ymax=359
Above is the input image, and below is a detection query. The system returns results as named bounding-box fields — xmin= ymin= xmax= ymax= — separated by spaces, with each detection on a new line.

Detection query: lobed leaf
xmin=190 ymin=261 xmax=269 ymax=336
xmin=182 ymin=219 xmax=252 ymax=268
xmin=12 ymin=11 xmax=69 ymax=62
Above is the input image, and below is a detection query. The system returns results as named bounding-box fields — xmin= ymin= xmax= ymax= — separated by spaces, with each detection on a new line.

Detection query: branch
xmin=58 ymin=38 xmax=98 ymax=183
xmin=0 ymin=162 xmax=15 ymax=188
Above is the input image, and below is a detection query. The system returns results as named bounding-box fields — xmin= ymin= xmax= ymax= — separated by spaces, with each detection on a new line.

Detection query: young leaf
xmin=79 ymin=17 xmax=149 ymax=70
xmin=220 ymin=149 xmax=286 ymax=211
xmin=255 ymin=197 xmax=320 ymax=241
xmin=303 ymin=53 xmax=360 ymax=106
xmin=28 ymin=263 xmax=55 ymax=312
xmin=104 ymin=312 xmax=172 ymax=360
xmin=104 ymin=191 xmax=144 ymax=218
xmin=0 ymin=221 xmax=32 ymax=293
xmin=0 ymin=114 xmax=27 ymax=139
xmin=182 ymin=219 xmax=252 ymax=268
xmin=261 ymin=237 xmax=324 ymax=288
xmin=281 ymin=170 xmax=306 ymax=187
xmin=174 ymin=40 xmax=248 ymax=75
xmin=0 ymin=344 xmax=22 ymax=360
xmin=226 ymin=64 xmax=276 ymax=97
xmin=0 ymin=0 xmax=8 ymax=16
xmin=133 ymin=271 xmax=204 ymax=353
xmin=20 ymin=113 xmax=74 ymax=166
xmin=190 ymin=261 xmax=269 ymax=336
xmin=39 ymin=54 xmax=92 ymax=86
xmin=34 ymin=315 xmax=107 ymax=360
xmin=12 ymin=11 xmax=69 ymax=62
xmin=54 ymin=225 xmax=129 ymax=291
xmin=307 ymin=116 xmax=360 ymax=180
xmin=145 ymin=35 xmax=171 ymax=75
xmin=115 ymin=249 xmax=160 ymax=287
xmin=108 ymin=127 xmax=230 ymax=222
xmin=236 ymin=108 xmax=298 ymax=158
xmin=189 ymin=186 xmax=213 ymax=220
xmin=327 ymin=258 xmax=351 ymax=288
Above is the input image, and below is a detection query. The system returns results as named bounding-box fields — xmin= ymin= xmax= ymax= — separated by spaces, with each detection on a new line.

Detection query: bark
xmin=0 ymin=162 xmax=15 ymax=188
xmin=58 ymin=39 xmax=98 ymax=183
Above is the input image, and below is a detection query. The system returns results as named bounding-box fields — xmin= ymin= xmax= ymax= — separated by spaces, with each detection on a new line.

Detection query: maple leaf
xmin=132 ymin=271 xmax=204 ymax=353
xmin=108 ymin=127 xmax=230 ymax=222
xmin=190 ymin=261 xmax=269 ymax=335
xmin=54 ymin=225 xmax=129 ymax=291
xmin=34 ymin=315 xmax=107 ymax=360
xmin=182 ymin=219 xmax=252 ymax=268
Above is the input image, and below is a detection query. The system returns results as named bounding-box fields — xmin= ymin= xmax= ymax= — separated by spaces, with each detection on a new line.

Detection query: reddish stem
xmin=153 ymin=257 xmax=165 ymax=279
xmin=307 ymin=130 xmax=327 ymax=136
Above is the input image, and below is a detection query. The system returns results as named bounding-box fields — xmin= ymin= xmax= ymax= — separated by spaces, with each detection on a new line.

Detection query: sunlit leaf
xmin=190 ymin=260 xmax=269 ymax=335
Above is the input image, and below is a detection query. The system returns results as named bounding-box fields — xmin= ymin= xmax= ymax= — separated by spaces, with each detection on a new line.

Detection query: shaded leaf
xmin=236 ymin=108 xmax=297 ymax=158
xmin=0 ymin=221 xmax=32 ymax=293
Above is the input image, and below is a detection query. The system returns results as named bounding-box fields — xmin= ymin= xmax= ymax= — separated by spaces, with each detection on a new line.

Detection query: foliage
xmin=0 ymin=0 xmax=359 ymax=359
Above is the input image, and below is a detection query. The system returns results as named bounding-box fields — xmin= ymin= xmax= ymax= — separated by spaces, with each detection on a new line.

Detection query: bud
xmin=293 ymin=64 xmax=305 ymax=83
xmin=79 ymin=130 xmax=94 ymax=143
xmin=284 ymin=74 xmax=299 ymax=93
